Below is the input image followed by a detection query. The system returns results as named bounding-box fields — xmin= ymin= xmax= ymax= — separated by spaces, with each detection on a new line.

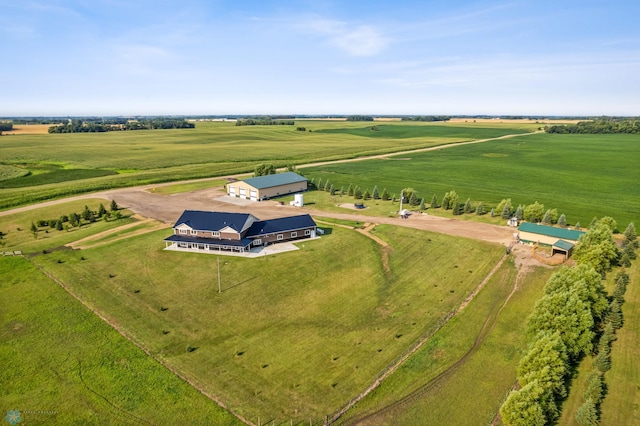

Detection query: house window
xmin=179 ymin=229 xmax=187 ymax=234
xmin=212 ymin=231 xmax=220 ymax=237
xmin=277 ymin=234 xmax=283 ymax=241
xmin=253 ymin=239 xmax=262 ymax=246
xmin=179 ymin=242 xmax=188 ymax=248
xmin=190 ymin=229 xmax=197 ymax=235
xmin=304 ymin=229 xmax=310 ymax=236
xmin=291 ymin=232 xmax=297 ymax=238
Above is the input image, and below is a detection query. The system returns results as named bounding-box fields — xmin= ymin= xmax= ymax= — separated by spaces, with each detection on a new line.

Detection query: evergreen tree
xmin=30 ymin=222 xmax=37 ymax=233
xmin=82 ymin=205 xmax=93 ymax=222
xmin=391 ymin=194 xmax=396 ymax=202
xmin=449 ymin=191 xmax=459 ymax=214
xmin=419 ymin=199 xmax=426 ymax=210
xmin=542 ymin=210 xmax=552 ymax=224
xmin=110 ymin=199 xmax=119 ymax=211
xmin=98 ymin=203 xmax=107 ymax=217
xmin=347 ymin=183 xmax=354 ymax=196
xmin=515 ymin=205 xmax=524 ymax=221
xmin=496 ymin=198 xmax=512 ymax=216
xmin=441 ymin=193 xmax=451 ymax=210
xmin=575 ymin=222 xmax=581 ymax=230
xmin=575 ymin=398 xmax=599 ymax=426
xmin=464 ymin=198 xmax=472 ymax=213
xmin=316 ymin=178 xmax=322 ymax=191
xmin=363 ymin=189 xmax=371 ymax=200
xmin=409 ymin=191 xmax=419 ymax=206
xmin=340 ymin=185 xmax=345 ymax=195
xmin=372 ymin=185 xmax=380 ymax=199
xmin=607 ymin=299 xmax=623 ymax=329
xmin=583 ymin=371 xmax=604 ymax=405
xmin=613 ymin=276 xmax=626 ymax=304
xmin=55 ymin=220 xmax=63 ymax=231
xmin=381 ymin=188 xmax=389 ymax=201
xmin=490 ymin=208 xmax=495 ymax=217
xmin=430 ymin=194 xmax=438 ymax=209
xmin=594 ymin=348 xmax=611 ymax=372
xmin=354 ymin=187 xmax=363 ymax=199
xmin=475 ymin=202 xmax=485 ymax=215
xmin=329 ymin=184 xmax=335 ymax=195
xmin=324 ymin=179 xmax=331 ymax=192
xmin=623 ymin=222 xmax=638 ymax=248
xmin=501 ymin=202 xmax=512 ymax=219
xmin=558 ymin=214 xmax=567 ymax=227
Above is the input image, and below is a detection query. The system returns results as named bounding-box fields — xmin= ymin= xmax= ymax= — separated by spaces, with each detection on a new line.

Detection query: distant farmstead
xmin=164 ymin=210 xmax=317 ymax=254
xmin=227 ymin=172 xmax=307 ymax=201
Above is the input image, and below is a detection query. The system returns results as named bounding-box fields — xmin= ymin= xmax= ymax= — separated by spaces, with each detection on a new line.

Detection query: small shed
xmin=552 ymin=239 xmax=575 ymax=259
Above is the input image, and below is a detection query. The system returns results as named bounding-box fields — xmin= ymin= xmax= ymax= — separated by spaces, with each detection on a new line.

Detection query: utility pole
xmin=217 ymin=257 xmax=221 ymax=294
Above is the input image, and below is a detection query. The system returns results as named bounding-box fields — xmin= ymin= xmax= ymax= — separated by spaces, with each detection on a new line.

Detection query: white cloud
xmin=302 ymin=17 xmax=389 ymax=57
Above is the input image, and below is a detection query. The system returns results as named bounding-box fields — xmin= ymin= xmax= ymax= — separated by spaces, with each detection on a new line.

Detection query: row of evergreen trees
xmin=30 ymin=200 xmax=120 ymax=237
xmin=499 ymin=220 xmax=637 ymax=425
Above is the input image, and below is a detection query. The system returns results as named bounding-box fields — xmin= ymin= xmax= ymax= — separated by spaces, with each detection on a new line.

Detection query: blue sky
xmin=1 ymin=0 xmax=639 ymax=116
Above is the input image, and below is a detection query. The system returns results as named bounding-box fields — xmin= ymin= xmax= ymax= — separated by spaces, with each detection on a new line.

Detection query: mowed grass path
xmin=29 ymin=224 xmax=503 ymax=423
xmin=0 ymin=121 xmax=532 ymax=210
xmin=341 ymin=258 xmax=552 ymax=425
xmin=0 ymin=256 xmax=240 ymax=425
xmin=304 ymin=133 xmax=640 ymax=226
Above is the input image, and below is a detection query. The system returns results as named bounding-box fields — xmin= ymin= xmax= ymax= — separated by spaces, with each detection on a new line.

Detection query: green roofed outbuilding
xmin=226 ymin=172 xmax=307 ymax=201
xmin=518 ymin=222 xmax=585 ymax=259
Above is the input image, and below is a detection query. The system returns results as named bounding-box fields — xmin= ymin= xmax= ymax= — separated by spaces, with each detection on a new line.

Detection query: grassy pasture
xmin=303 ymin=132 xmax=640 ymax=226
xmin=0 ymin=199 xmax=137 ymax=255
xmin=0 ymin=256 xmax=240 ymax=425
xmin=26 ymin=222 xmax=503 ymax=423
xmin=0 ymin=121 xmax=531 ymax=210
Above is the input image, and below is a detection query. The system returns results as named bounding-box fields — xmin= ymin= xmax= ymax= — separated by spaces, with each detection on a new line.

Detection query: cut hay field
xmin=0 ymin=121 xmax=533 ymax=210
xmin=23 ymin=218 xmax=503 ymax=423
xmin=303 ymin=132 xmax=640 ymax=227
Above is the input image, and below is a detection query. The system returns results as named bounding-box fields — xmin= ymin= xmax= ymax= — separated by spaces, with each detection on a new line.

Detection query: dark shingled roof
xmin=247 ymin=214 xmax=316 ymax=237
xmin=241 ymin=172 xmax=307 ymax=190
xmin=173 ymin=210 xmax=257 ymax=233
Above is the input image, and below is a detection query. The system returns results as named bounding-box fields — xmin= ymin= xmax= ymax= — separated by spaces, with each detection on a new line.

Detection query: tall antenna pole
xmin=217 ymin=257 xmax=221 ymax=294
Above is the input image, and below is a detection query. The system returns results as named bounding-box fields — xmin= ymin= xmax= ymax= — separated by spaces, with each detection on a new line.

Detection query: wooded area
xmin=545 ymin=118 xmax=640 ymax=134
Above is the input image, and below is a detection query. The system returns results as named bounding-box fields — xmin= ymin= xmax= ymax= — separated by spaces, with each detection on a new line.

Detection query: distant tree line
xmin=345 ymin=115 xmax=374 ymax=122
xmin=545 ymin=118 xmax=640 ymax=134
xmin=48 ymin=119 xmax=194 ymax=133
xmin=401 ymin=116 xmax=451 ymax=122
xmin=235 ymin=119 xmax=295 ymax=126
xmin=0 ymin=122 xmax=12 ymax=135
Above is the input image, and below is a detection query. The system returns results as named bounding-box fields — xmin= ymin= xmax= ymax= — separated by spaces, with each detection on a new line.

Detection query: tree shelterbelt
xmin=500 ymin=217 xmax=634 ymax=426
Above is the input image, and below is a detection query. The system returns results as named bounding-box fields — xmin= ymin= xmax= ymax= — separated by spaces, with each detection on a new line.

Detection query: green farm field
xmin=303 ymin=132 xmax=640 ymax=227
xmin=0 ymin=120 xmax=533 ymax=210
xmin=21 ymin=218 xmax=503 ymax=423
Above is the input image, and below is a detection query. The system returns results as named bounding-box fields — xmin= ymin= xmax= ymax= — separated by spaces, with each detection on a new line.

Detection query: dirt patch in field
xmin=3 ymin=124 xmax=57 ymax=135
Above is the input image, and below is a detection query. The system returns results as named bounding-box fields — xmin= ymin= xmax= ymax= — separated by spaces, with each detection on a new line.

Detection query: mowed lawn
xmin=303 ymin=132 xmax=640 ymax=226
xmin=0 ymin=256 xmax=240 ymax=425
xmin=28 ymin=223 xmax=504 ymax=423
xmin=341 ymin=258 xmax=552 ymax=425
xmin=0 ymin=121 xmax=532 ymax=210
